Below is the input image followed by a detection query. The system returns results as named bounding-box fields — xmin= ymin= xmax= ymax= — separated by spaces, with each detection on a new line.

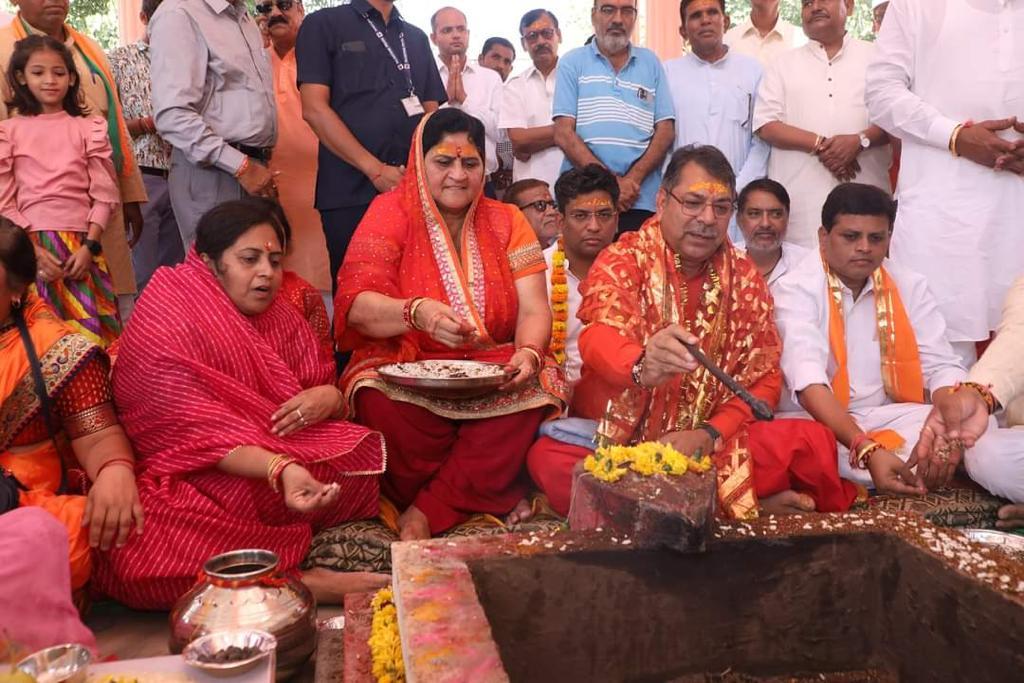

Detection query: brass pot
xmin=169 ymin=549 xmax=316 ymax=680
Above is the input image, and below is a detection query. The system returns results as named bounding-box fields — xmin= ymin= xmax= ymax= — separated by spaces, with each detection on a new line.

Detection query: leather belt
xmin=229 ymin=142 xmax=273 ymax=163
xmin=139 ymin=166 xmax=169 ymax=178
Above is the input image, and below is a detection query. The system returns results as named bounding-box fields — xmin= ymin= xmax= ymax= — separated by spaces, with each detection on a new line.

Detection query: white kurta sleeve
xmin=970 ymin=276 xmax=1024 ymax=409
xmin=773 ymin=268 xmax=833 ymax=404
xmin=752 ymin=54 xmax=785 ymax=133
xmin=900 ymin=268 xmax=968 ymax=392
xmin=865 ymin=0 xmax=959 ymax=150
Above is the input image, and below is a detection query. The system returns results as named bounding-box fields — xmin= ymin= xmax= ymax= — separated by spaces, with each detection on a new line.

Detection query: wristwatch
xmin=83 ymin=238 xmax=103 ymax=256
xmin=698 ymin=422 xmax=722 ymax=447
xmin=631 ymin=350 xmax=647 ymax=387
xmin=858 ymin=132 xmax=871 ymax=149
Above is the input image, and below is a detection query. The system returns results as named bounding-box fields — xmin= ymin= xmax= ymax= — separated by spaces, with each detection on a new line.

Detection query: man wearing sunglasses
xmin=503 ymin=178 xmax=561 ymax=249
xmin=296 ymin=0 xmax=446 ymax=286
xmin=553 ymin=0 xmax=676 ymax=236
xmin=149 ymin=0 xmax=278 ymax=248
xmin=499 ymin=9 xmax=565 ymax=192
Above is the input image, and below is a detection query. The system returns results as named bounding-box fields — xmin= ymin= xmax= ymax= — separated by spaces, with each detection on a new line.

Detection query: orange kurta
xmin=269 ymin=48 xmax=330 ymax=292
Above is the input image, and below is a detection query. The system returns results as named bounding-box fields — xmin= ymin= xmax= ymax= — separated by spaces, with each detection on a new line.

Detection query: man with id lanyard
xmin=297 ymin=0 xmax=446 ymax=284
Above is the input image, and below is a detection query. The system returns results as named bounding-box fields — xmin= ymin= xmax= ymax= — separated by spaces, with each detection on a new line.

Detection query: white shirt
xmin=753 ymin=35 xmax=892 ymax=247
xmin=544 ymin=242 xmax=583 ymax=387
xmin=759 ymin=242 xmax=810 ymax=294
xmin=500 ymin=63 xmax=565 ymax=190
xmin=438 ymin=58 xmax=503 ymax=175
xmin=663 ymin=50 xmax=769 ymax=198
xmin=773 ymin=250 xmax=966 ymax=413
xmin=865 ymin=0 xmax=1024 ymax=342
xmin=724 ymin=16 xmax=806 ymax=67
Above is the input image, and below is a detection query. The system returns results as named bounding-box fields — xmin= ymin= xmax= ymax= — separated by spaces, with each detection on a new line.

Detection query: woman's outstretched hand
xmin=280 ymin=463 xmax=339 ymax=513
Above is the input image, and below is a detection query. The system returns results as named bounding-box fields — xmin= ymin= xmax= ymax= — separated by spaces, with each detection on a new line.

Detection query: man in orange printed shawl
xmin=528 ymin=145 xmax=858 ymax=519
xmin=773 ymin=182 xmax=1024 ymax=499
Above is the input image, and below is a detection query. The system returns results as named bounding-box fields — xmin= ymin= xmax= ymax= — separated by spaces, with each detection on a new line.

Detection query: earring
xmin=10 ymin=299 xmax=21 ymax=310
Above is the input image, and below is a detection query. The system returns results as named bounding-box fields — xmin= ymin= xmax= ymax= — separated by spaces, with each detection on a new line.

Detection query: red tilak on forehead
xmin=434 ymin=142 xmax=480 ymax=160
xmin=264 ymin=241 xmax=275 ymax=251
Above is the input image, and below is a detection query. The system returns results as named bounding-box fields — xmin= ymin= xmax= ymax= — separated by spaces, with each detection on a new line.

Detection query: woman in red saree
xmin=93 ymin=200 xmax=387 ymax=609
xmin=0 ymin=219 xmax=142 ymax=592
xmin=336 ymin=109 xmax=565 ymax=540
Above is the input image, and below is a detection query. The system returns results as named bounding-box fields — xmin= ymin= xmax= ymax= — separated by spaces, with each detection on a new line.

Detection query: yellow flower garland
xmin=584 ymin=441 xmax=712 ymax=483
xmin=550 ymin=238 xmax=569 ymax=366
xmin=368 ymin=587 xmax=405 ymax=683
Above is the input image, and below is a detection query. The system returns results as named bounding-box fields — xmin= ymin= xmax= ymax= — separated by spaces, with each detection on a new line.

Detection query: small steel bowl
xmin=963 ymin=528 xmax=1024 ymax=557
xmin=182 ymin=630 xmax=276 ymax=678
xmin=16 ymin=643 xmax=92 ymax=683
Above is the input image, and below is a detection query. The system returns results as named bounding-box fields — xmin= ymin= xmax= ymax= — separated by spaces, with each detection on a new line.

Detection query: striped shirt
xmin=553 ymin=41 xmax=675 ymax=212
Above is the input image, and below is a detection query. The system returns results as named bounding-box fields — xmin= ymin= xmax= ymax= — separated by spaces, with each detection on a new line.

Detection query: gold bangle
xmin=812 ymin=134 xmax=825 ymax=153
xmin=408 ymin=297 xmax=428 ymax=331
xmin=518 ymin=345 xmax=543 ymax=370
xmin=855 ymin=441 xmax=882 ymax=470
xmin=949 ymin=123 xmax=965 ymax=157
xmin=234 ymin=156 xmax=250 ymax=178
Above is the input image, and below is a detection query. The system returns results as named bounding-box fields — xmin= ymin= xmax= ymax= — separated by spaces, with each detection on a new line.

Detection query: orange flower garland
xmin=550 ymin=238 xmax=569 ymax=365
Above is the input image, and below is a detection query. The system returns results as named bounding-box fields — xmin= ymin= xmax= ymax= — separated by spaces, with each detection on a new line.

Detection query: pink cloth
xmin=0 ymin=507 xmax=96 ymax=654
xmin=0 ymin=112 xmax=120 ymax=232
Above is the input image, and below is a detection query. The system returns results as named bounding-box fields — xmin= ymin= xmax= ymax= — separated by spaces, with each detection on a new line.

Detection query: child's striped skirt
xmin=30 ymin=230 xmax=122 ymax=348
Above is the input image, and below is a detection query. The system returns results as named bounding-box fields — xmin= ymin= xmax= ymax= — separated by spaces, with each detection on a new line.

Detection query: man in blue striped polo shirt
xmin=552 ymin=0 xmax=676 ymax=234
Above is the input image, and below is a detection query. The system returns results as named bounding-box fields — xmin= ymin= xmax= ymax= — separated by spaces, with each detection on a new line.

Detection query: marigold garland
xmin=584 ymin=441 xmax=712 ymax=483
xmin=368 ymin=587 xmax=405 ymax=683
xmin=550 ymin=238 xmax=569 ymax=365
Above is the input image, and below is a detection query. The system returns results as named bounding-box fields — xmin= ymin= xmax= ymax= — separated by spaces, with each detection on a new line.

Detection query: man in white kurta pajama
xmin=773 ymin=183 xmax=1024 ymax=500
xmin=865 ymin=0 xmax=1024 ymax=366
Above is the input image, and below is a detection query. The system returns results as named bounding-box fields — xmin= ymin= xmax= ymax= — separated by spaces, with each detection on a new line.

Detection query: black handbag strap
xmin=14 ymin=309 xmax=67 ymax=495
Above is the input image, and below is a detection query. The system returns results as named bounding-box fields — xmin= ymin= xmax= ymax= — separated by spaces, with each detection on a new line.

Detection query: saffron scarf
xmin=335 ymin=112 xmax=564 ymax=420
xmin=824 ymin=257 xmax=925 ymax=451
xmin=578 ymin=220 xmax=782 ymax=519
xmin=14 ymin=15 xmax=137 ymax=179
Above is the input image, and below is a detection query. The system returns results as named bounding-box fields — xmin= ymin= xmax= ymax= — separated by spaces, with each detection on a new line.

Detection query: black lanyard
xmin=363 ymin=14 xmax=414 ymax=96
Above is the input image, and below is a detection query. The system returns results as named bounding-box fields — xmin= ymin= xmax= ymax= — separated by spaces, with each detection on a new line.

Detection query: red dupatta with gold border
xmin=578 ymin=220 xmax=781 ymax=519
xmin=335 ymin=113 xmax=565 ymax=421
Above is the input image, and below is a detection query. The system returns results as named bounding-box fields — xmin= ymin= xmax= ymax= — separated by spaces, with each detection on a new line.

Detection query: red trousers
xmin=356 ymin=389 xmax=545 ymax=534
xmin=526 ymin=418 xmax=858 ymax=517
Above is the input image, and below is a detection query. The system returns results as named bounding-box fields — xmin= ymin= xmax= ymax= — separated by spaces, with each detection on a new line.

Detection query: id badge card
xmin=402 ymin=95 xmax=425 ymax=117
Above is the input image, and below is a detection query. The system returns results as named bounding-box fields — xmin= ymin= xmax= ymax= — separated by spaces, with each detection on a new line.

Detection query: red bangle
xmin=95 ymin=457 xmax=135 ymax=479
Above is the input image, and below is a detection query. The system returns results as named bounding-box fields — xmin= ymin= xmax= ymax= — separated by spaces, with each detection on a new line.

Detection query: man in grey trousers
xmin=150 ymin=0 xmax=279 ymax=247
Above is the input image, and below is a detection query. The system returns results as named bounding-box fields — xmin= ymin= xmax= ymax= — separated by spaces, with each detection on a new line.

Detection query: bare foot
xmin=761 ymin=490 xmax=816 ymax=515
xmin=398 ymin=504 xmax=431 ymax=541
xmin=996 ymin=503 xmax=1024 ymax=530
xmin=301 ymin=567 xmax=391 ymax=604
xmin=505 ymin=498 xmax=533 ymax=526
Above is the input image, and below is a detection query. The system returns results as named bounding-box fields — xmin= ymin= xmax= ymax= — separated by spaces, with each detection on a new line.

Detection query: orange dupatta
xmin=334 ymin=112 xmax=564 ymax=420
xmin=825 ymin=258 xmax=925 ymax=452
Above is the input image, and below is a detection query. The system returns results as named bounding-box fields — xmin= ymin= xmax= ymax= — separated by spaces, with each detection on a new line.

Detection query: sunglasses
xmin=519 ymin=200 xmax=558 ymax=213
xmin=256 ymin=0 xmax=294 ymax=15
xmin=523 ymin=27 xmax=557 ymax=43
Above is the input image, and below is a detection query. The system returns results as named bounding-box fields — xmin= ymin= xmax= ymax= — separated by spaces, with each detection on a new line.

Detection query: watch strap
xmin=83 ymin=238 xmax=102 ymax=256
xmin=698 ymin=422 xmax=722 ymax=444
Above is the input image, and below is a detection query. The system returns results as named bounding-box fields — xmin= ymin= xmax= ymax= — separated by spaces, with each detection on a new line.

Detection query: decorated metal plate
xmin=962 ymin=528 xmax=1024 ymax=558
xmin=377 ymin=360 xmax=511 ymax=399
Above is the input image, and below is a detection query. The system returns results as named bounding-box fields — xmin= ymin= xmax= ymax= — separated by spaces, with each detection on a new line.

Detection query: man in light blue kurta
xmin=552 ymin=0 xmax=675 ymax=235
xmin=664 ymin=0 xmax=769 ymax=243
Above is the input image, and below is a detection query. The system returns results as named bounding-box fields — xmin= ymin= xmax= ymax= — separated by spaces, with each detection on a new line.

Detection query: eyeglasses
xmin=743 ymin=208 xmax=787 ymax=221
xmin=523 ymin=27 xmax=557 ymax=43
xmin=596 ymin=4 xmax=638 ymax=19
xmin=666 ymin=188 xmax=735 ymax=218
xmin=519 ymin=200 xmax=558 ymax=213
xmin=255 ymin=0 xmax=294 ymax=15
xmin=568 ymin=209 xmax=617 ymax=223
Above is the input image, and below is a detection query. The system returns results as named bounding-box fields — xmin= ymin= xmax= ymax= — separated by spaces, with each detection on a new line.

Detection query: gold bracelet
xmin=812 ymin=134 xmax=825 ymax=153
xmin=234 ymin=156 xmax=250 ymax=178
xmin=855 ymin=442 xmax=883 ymax=470
xmin=408 ymin=297 xmax=429 ymax=331
xmin=956 ymin=381 xmax=997 ymax=415
xmin=949 ymin=123 xmax=965 ymax=158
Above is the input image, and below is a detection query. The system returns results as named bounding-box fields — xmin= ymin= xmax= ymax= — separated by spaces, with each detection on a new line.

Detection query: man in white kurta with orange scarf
xmin=773 ymin=183 xmax=1024 ymax=499
xmin=865 ymin=0 xmax=1024 ymax=367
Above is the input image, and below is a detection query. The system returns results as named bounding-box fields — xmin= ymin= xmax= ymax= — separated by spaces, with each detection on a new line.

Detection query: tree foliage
xmin=725 ymin=0 xmax=875 ymax=41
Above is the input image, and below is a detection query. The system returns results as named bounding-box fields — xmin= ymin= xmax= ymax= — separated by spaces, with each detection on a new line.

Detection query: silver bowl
xmin=182 ymin=630 xmax=277 ymax=678
xmin=16 ymin=644 xmax=92 ymax=683
xmin=963 ymin=528 xmax=1024 ymax=557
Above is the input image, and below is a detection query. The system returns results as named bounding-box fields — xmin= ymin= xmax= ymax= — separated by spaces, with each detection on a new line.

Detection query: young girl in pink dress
xmin=0 ymin=35 xmax=121 ymax=347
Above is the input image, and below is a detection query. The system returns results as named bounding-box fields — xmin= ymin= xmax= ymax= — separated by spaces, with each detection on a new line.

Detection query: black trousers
xmin=319 ymin=203 xmax=372 ymax=293
xmin=617 ymin=209 xmax=655 ymax=236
